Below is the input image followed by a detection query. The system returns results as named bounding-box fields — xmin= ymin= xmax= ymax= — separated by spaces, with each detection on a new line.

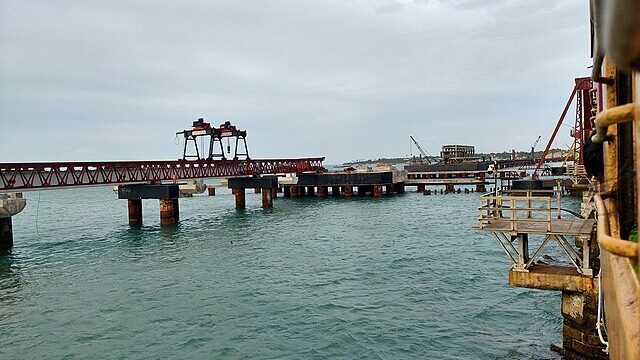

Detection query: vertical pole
xmin=128 ymin=199 xmax=143 ymax=225
xmin=233 ymin=188 xmax=246 ymax=209
xmin=517 ymin=234 xmax=529 ymax=269
xmin=385 ymin=184 xmax=394 ymax=195
xmin=343 ymin=186 xmax=353 ymax=198
xmin=0 ymin=217 xmax=13 ymax=250
xmin=208 ymin=187 xmax=216 ymax=196
xmin=373 ymin=185 xmax=383 ymax=198
xmin=307 ymin=186 xmax=315 ymax=197
xmin=556 ymin=180 xmax=562 ymax=219
xmin=317 ymin=186 xmax=328 ymax=197
xmin=331 ymin=186 xmax=340 ymax=197
xmin=271 ymin=187 xmax=278 ymax=199
xmin=159 ymin=198 xmax=179 ymax=225
xmin=261 ymin=188 xmax=273 ymax=208
xmin=298 ymin=186 xmax=306 ymax=196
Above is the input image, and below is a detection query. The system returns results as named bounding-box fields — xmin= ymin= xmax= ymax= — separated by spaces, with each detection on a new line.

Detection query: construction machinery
xmin=530 ymin=135 xmax=541 ymax=160
xmin=410 ymin=136 xmax=436 ymax=164
xmin=176 ymin=118 xmax=250 ymax=161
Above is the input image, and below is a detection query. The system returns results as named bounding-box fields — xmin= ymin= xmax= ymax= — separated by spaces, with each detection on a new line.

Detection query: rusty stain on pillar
xmin=373 ymin=185 xmax=383 ymax=198
xmin=208 ymin=187 xmax=216 ymax=196
xmin=262 ymin=188 xmax=273 ymax=208
xmin=271 ymin=187 xmax=278 ymax=199
xmin=331 ymin=186 xmax=340 ymax=197
xmin=159 ymin=198 xmax=179 ymax=225
xmin=317 ymin=186 xmax=328 ymax=197
xmin=283 ymin=186 xmax=291 ymax=198
xmin=127 ymin=199 xmax=143 ymax=226
xmin=233 ymin=188 xmax=246 ymax=209
xmin=307 ymin=186 xmax=315 ymax=197
xmin=343 ymin=186 xmax=353 ymax=198
xmin=0 ymin=217 xmax=13 ymax=251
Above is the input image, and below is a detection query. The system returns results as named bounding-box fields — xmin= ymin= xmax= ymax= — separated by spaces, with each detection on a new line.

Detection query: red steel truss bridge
xmin=0 ymin=158 xmax=325 ymax=191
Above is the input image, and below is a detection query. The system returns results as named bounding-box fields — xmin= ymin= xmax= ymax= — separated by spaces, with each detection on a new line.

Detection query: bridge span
xmin=0 ymin=158 xmax=325 ymax=191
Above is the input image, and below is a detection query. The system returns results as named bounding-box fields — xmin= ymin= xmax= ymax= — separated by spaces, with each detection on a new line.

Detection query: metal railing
xmin=478 ymin=189 xmax=560 ymax=232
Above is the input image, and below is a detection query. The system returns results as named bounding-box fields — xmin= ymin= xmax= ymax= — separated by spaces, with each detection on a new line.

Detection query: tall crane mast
xmin=410 ymin=136 xmax=434 ymax=164
xmin=530 ymin=135 xmax=541 ymax=160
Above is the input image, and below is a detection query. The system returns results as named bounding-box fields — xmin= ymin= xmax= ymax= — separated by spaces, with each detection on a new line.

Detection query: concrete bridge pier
xmin=306 ymin=186 xmax=315 ymax=197
xmin=207 ymin=187 xmax=216 ymax=196
xmin=445 ymin=184 xmax=455 ymax=194
xmin=283 ymin=186 xmax=291 ymax=198
xmin=160 ymin=198 xmax=179 ymax=225
xmin=298 ymin=186 xmax=306 ymax=196
xmin=373 ymin=185 xmax=384 ymax=198
xmin=271 ymin=187 xmax=278 ymax=199
xmin=317 ymin=186 xmax=328 ymax=197
xmin=385 ymin=184 xmax=394 ymax=195
xmin=331 ymin=186 xmax=340 ymax=197
xmin=127 ymin=199 xmax=143 ymax=225
xmin=343 ymin=186 xmax=353 ymax=198
xmin=0 ymin=217 xmax=13 ymax=250
xmin=0 ymin=193 xmax=27 ymax=250
xmin=475 ymin=184 xmax=486 ymax=192
xmin=261 ymin=188 xmax=273 ymax=208
xmin=233 ymin=189 xmax=246 ymax=209
xmin=417 ymin=184 xmax=426 ymax=192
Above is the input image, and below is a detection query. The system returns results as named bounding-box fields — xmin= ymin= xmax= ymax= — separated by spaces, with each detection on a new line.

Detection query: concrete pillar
xmin=475 ymin=184 xmax=486 ymax=192
xmin=271 ymin=187 xmax=278 ymax=199
xmin=385 ymin=184 xmax=394 ymax=195
xmin=262 ymin=188 xmax=273 ymax=208
xmin=357 ymin=186 xmax=367 ymax=197
xmin=373 ymin=185 xmax=383 ymax=198
xmin=331 ymin=186 xmax=340 ymax=197
xmin=283 ymin=186 xmax=291 ymax=198
xmin=516 ymin=234 xmax=529 ymax=269
xmin=343 ymin=186 xmax=353 ymax=198
xmin=159 ymin=198 xmax=179 ymax=225
xmin=394 ymin=183 xmax=405 ymax=194
xmin=127 ymin=199 xmax=143 ymax=225
xmin=417 ymin=184 xmax=426 ymax=192
xmin=298 ymin=186 xmax=306 ymax=196
xmin=307 ymin=186 xmax=315 ymax=197
xmin=0 ymin=217 xmax=13 ymax=250
xmin=208 ymin=187 xmax=216 ymax=196
xmin=558 ymin=290 xmax=607 ymax=358
xmin=290 ymin=186 xmax=299 ymax=197
xmin=445 ymin=184 xmax=455 ymax=194
xmin=233 ymin=188 xmax=246 ymax=209
xmin=317 ymin=186 xmax=328 ymax=197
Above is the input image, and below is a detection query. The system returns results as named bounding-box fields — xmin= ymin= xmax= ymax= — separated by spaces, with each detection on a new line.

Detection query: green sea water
xmin=0 ymin=186 xmax=574 ymax=359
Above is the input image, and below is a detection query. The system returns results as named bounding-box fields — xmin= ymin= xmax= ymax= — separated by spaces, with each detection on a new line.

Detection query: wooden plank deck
xmin=479 ymin=218 xmax=595 ymax=235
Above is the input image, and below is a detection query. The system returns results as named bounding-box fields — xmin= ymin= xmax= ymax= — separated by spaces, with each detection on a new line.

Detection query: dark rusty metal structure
xmin=0 ymin=158 xmax=325 ymax=191
xmin=177 ymin=120 xmax=250 ymax=160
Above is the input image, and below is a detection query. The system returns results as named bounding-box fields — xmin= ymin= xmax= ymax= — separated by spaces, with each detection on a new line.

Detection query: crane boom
xmin=410 ymin=136 xmax=435 ymax=164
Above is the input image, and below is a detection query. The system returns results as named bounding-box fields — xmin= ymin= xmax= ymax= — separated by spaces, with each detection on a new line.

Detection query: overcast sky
xmin=0 ymin=0 xmax=591 ymax=164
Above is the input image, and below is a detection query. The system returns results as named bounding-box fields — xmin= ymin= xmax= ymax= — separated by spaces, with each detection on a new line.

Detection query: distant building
xmin=440 ymin=145 xmax=476 ymax=163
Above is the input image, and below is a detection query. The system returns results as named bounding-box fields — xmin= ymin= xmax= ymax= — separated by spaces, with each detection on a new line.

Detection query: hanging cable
xmin=596 ymin=269 xmax=609 ymax=353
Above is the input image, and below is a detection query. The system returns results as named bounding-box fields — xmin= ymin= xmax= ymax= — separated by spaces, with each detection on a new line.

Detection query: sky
xmin=0 ymin=0 xmax=592 ymax=164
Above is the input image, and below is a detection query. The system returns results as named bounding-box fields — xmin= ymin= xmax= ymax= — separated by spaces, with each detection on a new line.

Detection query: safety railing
xmin=478 ymin=189 xmax=559 ymax=232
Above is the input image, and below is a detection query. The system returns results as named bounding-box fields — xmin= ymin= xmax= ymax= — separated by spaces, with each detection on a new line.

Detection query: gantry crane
xmin=176 ymin=118 xmax=250 ymax=161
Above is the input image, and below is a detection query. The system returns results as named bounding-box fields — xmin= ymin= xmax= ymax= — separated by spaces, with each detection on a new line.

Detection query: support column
xmin=343 ymin=186 xmax=353 ymax=198
xmin=127 ymin=199 xmax=143 ymax=225
xmin=306 ymin=186 xmax=315 ymax=197
xmin=373 ymin=185 xmax=383 ymax=198
xmin=233 ymin=188 xmax=246 ymax=209
xmin=254 ymin=188 xmax=261 ymax=193
xmin=317 ymin=186 xmax=328 ymax=197
xmin=291 ymin=186 xmax=299 ymax=197
xmin=417 ymin=184 xmax=426 ymax=192
xmin=394 ymin=183 xmax=405 ymax=194
xmin=0 ymin=217 xmax=13 ymax=251
xmin=357 ymin=186 xmax=367 ymax=197
xmin=298 ymin=186 xmax=306 ymax=196
xmin=475 ymin=184 xmax=486 ymax=192
xmin=331 ymin=186 xmax=340 ymax=197
xmin=385 ymin=184 xmax=394 ymax=195
xmin=262 ymin=188 xmax=273 ymax=208
xmin=516 ymin=233 xmax=529 ymax=269
xmin=159 ymin=198 xmax=179 ymax=225
xmin=283 ymin=186 xmax=291 ymax=198
xmin=207 ymin=187 xmax=216 ymax=196
xmin=445 ymin=184 xmax=455 ymax=194
xmin=271 ymin=187 xmax=278 ymax=199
